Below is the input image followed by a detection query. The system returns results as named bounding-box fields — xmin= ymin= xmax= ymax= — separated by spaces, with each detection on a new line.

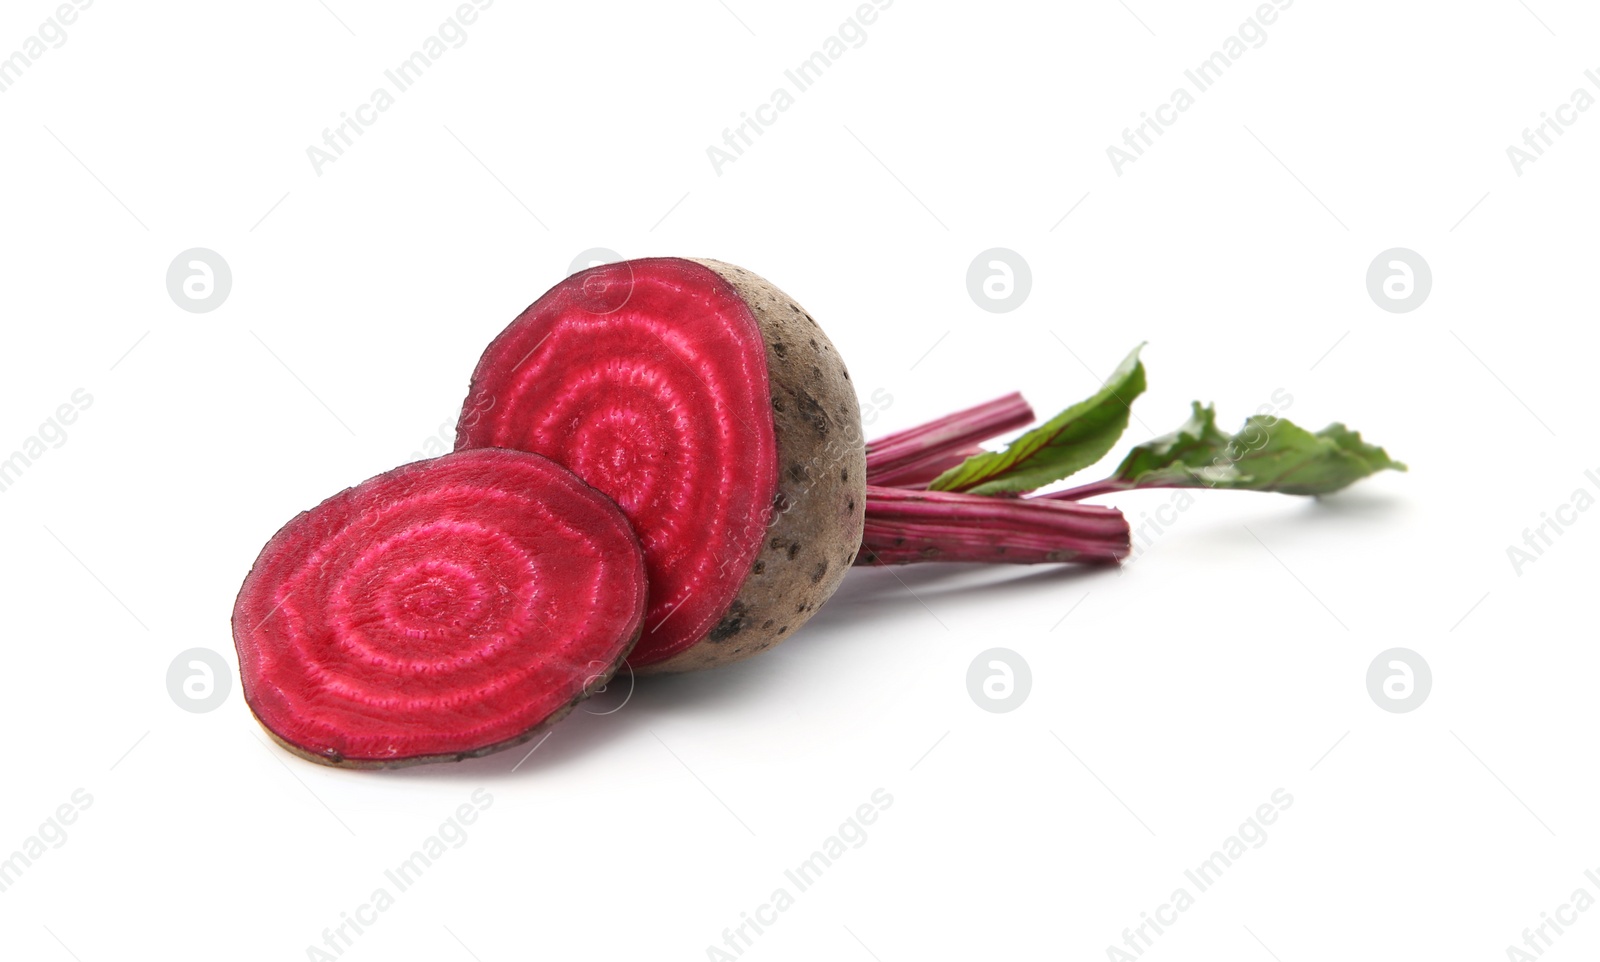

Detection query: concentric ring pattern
xmin=232 ymin=449 xmax=646 ymax=764
xmin=455 ymin=258 xmax=780 ymax=665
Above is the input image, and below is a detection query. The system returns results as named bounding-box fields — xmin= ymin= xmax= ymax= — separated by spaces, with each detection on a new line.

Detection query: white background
xmin=1 ymin=1 xmax=1596 ymax=959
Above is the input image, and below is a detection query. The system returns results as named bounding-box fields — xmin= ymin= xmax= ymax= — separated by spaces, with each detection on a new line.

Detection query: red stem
xmin=1035 ymin=478 xmax=1135 ymax=501
xmin=865 ymin=393 xmax=1035 ymax=487
xmin=868 ymin=445 xmax=984 ymax=488
xmin=857 ymin=485 xmax=1129 ymax=566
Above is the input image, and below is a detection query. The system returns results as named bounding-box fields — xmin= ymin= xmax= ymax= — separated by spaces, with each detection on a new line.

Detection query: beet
xmin=456 ymin=257 xmax=865 ymax=673
xmin=232 ymin=448 xmax=646 ymax=768
xmin=231 ymin=258 xmax=1398 ymax=767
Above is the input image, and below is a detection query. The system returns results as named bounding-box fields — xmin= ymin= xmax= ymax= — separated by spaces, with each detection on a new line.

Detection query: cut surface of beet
xmin=232 ymin=449 xmax=646 ymax=767
xmin=456 ymin=257 xmax=781 ymax=666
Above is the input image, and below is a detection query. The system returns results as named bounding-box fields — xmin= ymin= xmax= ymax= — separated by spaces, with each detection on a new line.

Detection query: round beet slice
xmin=232 ymin=448 xmax=646 ymax=768
xmin=456 ymin=257 xmax=865 ymax=672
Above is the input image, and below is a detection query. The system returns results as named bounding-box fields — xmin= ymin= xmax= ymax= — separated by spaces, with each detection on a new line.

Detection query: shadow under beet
xmin=370 ymin=561 xmax=1108 ymax=780
xmin=328 ymin=491 xmax=1399 ymax=780
xmin=378 ymin=634 xmax=808 ymax=781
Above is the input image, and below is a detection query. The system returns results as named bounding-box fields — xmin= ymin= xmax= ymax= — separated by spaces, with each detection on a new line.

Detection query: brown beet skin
xmin=641 ymin=259 xmax=866 ymax=673
xmin=455 ymin=257 xmax=866 ymax=674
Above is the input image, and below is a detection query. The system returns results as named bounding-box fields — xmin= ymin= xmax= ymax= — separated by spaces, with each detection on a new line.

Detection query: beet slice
xmin=456 ymin=257 xmax=865 ymax=672
xmin=232 ymin=449 xmax=646 ymax=768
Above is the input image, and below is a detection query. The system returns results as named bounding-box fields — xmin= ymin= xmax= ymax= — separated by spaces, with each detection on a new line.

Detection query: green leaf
xmin=929 ymin=345 xmax=1147 ymax=495
xmin=1103 ymin=401 xmax=1232 ymax=488
xmin=1109 ymin=402 xmax=1406 ymax=496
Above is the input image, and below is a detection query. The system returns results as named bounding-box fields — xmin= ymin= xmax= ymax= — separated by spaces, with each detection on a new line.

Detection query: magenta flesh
xmin=232 ymin=449 xmax=647 ymax=767
xmin=455 ymin=258 xmax=781 ymax=667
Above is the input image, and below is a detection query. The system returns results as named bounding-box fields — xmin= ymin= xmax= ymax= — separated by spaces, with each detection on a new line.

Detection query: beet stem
xmin=856 ymin=485 xmax=1129 ymax=566
xmin=868 ymin=444 xmax=984 ymax=488
xmin=865 ymin=393 xmax=1035 ymax=486
xmin=1036 ymin=478 xmax=1137 ymax=501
